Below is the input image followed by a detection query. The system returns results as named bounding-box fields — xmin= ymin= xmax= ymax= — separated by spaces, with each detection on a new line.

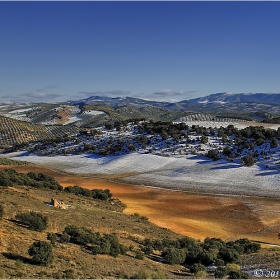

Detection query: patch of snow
xmin=7 ymin=152 xmax=280 ymax=198
xmin=82 ymin=110 xmax=105 ymax=116
xmin=63 ymin=116 xmax=82 ymax=125
xmin=8 ymin=108 xmax=33 ymax=114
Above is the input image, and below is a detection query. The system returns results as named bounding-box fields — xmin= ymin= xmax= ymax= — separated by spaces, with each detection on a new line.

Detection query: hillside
xmin=0 ymin=184 xmax=187 ymax=278
xmin=1 ymin=164 xmax=280 ymax=279
xmin=2 ymin=93 xmax=280 ymax=127
xmin=0 ymin=116 xmax=53 ymax=147
xmin=66 ymin=93 xmax=280 ymax=116
xmin=0 ymin=116 xmax=81 ymax=147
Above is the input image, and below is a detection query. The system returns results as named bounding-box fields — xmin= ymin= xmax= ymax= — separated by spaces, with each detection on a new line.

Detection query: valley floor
xmin=2 ymin=152 xmax=280 ymax=246
xmin=6 ymin=151 xmax=280 ymax=198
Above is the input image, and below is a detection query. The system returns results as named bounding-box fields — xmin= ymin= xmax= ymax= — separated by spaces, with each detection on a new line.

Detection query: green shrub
xmin=142 ymin=245 xmax=153 ymax=255
xmin=64 ymin=186 xmax=112 ymax=200
xmin=270 ymin=138 xmax=279 ymax=148
xmin=60 ymin=233 xmax=70 ymax=243
xmin=63 ymin=226 xmax=126 ymax=257
xmin=135 ymin=250 xmax=144 ymax=260
xmin=218 ymin=247 xmax=239 ymax=263
xmin=243 ymin=154 xmax=255 ymax=166
xmin=47 ymin=233 xmax=57 ymax=246
xmin=15 ymin=211 xmax=48 ymax=232
xmin=63 ymin=225 xmax=100 ymax=245
xmin=190 ymin=263 xmax=206 ymax=274
xmin=207 ymin=149 xmax=220 ymax=161
xmin=223 ymin=145 xmax=232 ymax=156
xmin=0 ymin=158 xmax=29 ymax=166
xmin=194 ymin=270 xmax=207 ymax=278
xmin=162 ymin=247 xmax=186 ymax=264
xmin=228 ymin=238 xmax=261 ymax=254
xmin=28 ymin=241 xmax=53 ymax=266
xmin=0 ymin=169 xmax=62 ymax=190
xmin=228 ymin=270 xmax=249 ymax=279
xmin=201 ymin=135 xmax=208 ymax=144
xmin=215 ymin=266 xmax=228 ymax=278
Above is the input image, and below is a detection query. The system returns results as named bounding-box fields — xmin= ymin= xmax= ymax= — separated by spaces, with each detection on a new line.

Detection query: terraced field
xmin=0 ymin=116 xmax=53 ymax=146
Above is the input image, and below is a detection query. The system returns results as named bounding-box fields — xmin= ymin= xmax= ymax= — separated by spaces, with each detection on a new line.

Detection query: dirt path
xmin=1 ymin=164 xmax=280 ymax=243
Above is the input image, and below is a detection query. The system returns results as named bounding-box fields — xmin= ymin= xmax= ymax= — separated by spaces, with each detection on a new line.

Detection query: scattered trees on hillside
xmin=0 ymin=158 xmax=29 ymax=166
xmin=149 ymin=236 xmax=259 ymax=278
xmin=64 ymin=186 xmax=112 ymax=201
xmin=143 ymin=236 xmax=261 ymax=267
xmin=6 ymin=119 xmax=280 ymax=168
xmin=27 ymin=171 xmax=63 ymax=190
xmin=62 ymin=225 xmax=127 ymax=257
xmin=0 ymin=168 xmax=113 ymax=202
xmin=0 ymin=169 xmax=63 ymax=190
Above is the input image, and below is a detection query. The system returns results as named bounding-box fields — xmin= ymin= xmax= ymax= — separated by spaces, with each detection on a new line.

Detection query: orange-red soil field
xmin=1 ymin=164 xmax=280 ymax=244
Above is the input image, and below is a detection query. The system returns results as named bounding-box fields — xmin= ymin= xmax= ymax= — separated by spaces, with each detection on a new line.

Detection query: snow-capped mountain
xmin=67 ymin=92 xmax=280 ymax=108
xmin=188 ymin=92 xmax=280 ymax=105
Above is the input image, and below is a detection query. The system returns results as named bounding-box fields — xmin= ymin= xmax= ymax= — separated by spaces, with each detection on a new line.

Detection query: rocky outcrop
xmin=50 ymin=198 xmax=68 ymax=209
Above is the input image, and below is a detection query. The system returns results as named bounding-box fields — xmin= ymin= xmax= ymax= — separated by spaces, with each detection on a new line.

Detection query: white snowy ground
xmin=6 ymin=152 xmax=280 ymax=198
xmin=175 ymin=121 xmax=280 ymax=130
xmin=63 ymin=110 xmax=105 ymax=125
xmin=63 ymin=116 xmax=83 ymax=125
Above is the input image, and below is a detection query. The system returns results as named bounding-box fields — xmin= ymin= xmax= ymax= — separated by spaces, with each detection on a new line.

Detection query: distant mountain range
xmin=66 ymin=92 xmax=280 ymax=114
xmin=1 ymin=92 xmax=280 ymax=128
xmin=67 ymin=92 xmax=280 ymax=107
xmin=189 ymin=92 xmax=280 ymax=105
xmin=66 ymin=95 xmax=172 ymax=108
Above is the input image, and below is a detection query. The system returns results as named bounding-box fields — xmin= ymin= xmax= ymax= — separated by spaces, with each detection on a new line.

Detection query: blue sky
xmin=1 ymin=1 xmax=280 ymax=103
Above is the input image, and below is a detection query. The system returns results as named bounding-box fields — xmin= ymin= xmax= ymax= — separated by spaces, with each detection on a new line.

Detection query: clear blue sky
xmin=1 ymin=1 xmax=280 ymax=103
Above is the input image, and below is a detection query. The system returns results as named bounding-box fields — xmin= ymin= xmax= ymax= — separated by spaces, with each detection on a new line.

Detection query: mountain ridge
xmin=189 ymin=92 xmax=280 ymax=105
xmin=66 ymin=92 xmax=280 ymax=108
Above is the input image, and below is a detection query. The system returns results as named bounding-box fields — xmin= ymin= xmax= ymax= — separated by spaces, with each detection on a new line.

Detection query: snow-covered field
xmin=177 ymin=121 xmax=280 ymax=130
xmin=62 ymin=110 xmax=105 ymax=125
xmin=8 ymin=108 xmax=33 ymax=114
xmin=63 ymin=116 xmax=83 ymax=125
xmin=81 ymin=110 xmax=104 ymax=116
xmin=6 ymin=151 xmax=280 ymax=198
